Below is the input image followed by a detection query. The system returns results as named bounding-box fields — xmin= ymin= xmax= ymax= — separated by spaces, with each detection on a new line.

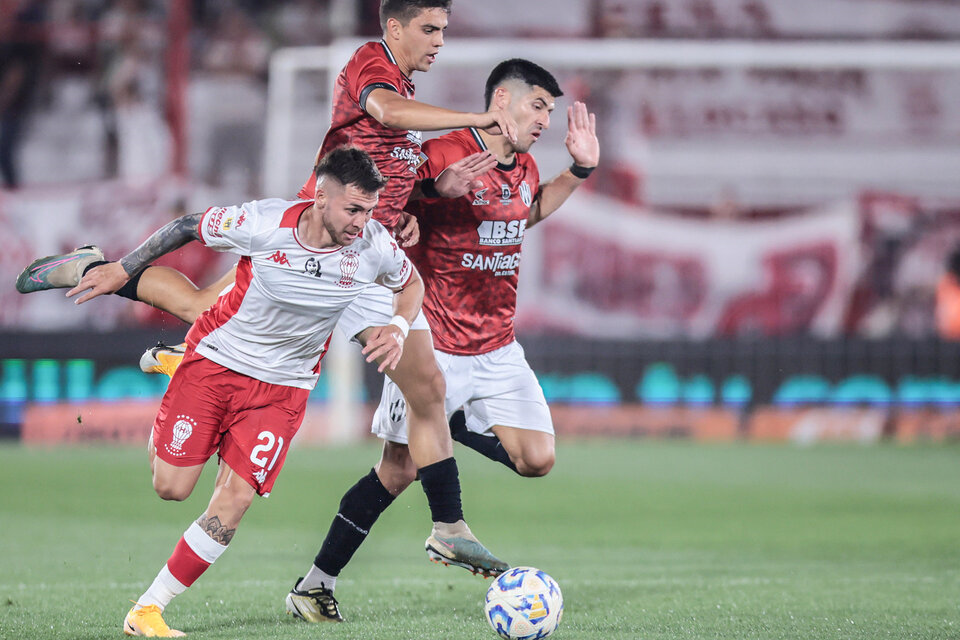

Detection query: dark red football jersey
xmin=297 ymin=40 xmax=425 ymax=231
xmin=406 ymin=128 xmax=541 ymax=356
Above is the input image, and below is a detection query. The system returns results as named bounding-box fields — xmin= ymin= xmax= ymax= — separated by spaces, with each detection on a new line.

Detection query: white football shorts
xmin=371 ymin=340 xmax=554 ymax=444
xmin=336 ymin=282 xmax=430 ymax=342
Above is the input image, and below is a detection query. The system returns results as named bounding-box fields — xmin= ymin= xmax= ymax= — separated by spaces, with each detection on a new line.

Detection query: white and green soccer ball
xmin=484 ymin=567 xmax=564 ymax=640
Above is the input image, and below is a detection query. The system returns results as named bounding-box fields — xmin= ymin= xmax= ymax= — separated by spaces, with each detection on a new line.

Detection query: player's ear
xmin=385 ymin=16 xmax=402 ymax=41
xmin=493 ymin=86 xmax=510 ymax=110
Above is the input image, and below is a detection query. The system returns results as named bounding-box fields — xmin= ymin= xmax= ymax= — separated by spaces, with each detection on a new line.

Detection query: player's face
xmin=394 ymin=8 xmax=448 ymax=73
xmin=317 ymin=179 xmax=379 ymax=246
xmin=509 ymin=86 xmax=556 ymax=153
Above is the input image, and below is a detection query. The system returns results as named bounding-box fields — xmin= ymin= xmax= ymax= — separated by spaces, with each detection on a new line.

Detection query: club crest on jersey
xmin=476 ymin=219 xmax=527 ymax=246
xmin=304 ymin=257 xmax=322 ymax=278
xmin=519 ymin=181 xmax=532 ymax=207
xmin=337 ymin=250 xmax=360 ymax=287
xmin=165 ymin=414 xmax=196 ymax=456
xmin=499 ymin=184 xmax=512 ymax=205
xmin=473 ymin=188 xmax=489 ymax=206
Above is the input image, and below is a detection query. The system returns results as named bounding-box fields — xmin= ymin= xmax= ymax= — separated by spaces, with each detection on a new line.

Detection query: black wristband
xmin=569 ymin=163 xmax=595 ymax=179
xmin=420 ymin=178 xmax=440 ymax=199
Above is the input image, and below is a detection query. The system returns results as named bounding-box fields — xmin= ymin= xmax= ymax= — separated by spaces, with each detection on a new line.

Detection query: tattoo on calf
xmin=196 ymin=514 xmax=236 ymax=545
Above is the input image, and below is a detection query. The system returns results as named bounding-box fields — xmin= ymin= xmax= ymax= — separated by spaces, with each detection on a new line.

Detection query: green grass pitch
xmin=1 ymin=439 xmax=958 ymax=639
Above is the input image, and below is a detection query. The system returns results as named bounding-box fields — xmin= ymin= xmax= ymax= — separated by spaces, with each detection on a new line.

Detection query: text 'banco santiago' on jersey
xmin=187 ymin=198 xmax=414 ymax=389
xmin=405 ymin=128 xmax=541 ymax=356
xmin=297 ymin=40 xmax=425 ymax=231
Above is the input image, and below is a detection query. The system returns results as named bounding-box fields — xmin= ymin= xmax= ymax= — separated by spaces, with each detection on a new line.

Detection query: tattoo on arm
xmin=119 ymin=212 xmax=204 ymax=276
xmin=196 ymin=513 xmax=237 ymax=545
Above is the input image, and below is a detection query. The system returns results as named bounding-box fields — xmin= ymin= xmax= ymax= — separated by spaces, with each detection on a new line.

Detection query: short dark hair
xmin=380 ymin=0 xmax=451 ymax=30
xmin=315 ymin=146 xmax=388 ymax=194
xmin=484 ymin=58 xmax=563 ymax=109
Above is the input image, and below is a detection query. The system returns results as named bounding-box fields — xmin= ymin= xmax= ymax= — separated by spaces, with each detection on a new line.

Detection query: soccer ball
xmin=484 ymin=567 xmax=564 ymax=640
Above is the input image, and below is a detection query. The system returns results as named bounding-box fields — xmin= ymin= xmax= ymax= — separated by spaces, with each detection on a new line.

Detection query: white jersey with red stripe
xmin=185 ymin=198 xmax=414 ymax=389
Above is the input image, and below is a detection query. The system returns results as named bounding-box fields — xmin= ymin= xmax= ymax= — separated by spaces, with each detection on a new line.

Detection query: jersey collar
xmin=468 ymin=128 xmax=517 ymax=172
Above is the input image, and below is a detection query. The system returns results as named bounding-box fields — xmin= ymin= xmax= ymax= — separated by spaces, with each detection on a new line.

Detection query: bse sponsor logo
xmin=165 ymin=414 xmax=196 ymax=456
xmin=476 ymin=219 xmax=527 ymax=246
xmin=269 ymin=250 xmax=291 ymax=266
xmin=303 ymin=257 xmax=322 ymax=278
xmin=337 ymin=250 xmax=360 ymax=287
xmin=206 ymin=207 xmax=227 ymax=238
xmin=461 ymin=251 xmax=521 ymax=276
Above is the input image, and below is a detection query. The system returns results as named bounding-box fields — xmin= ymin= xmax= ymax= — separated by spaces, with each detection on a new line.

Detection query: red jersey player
xmin=284 ymin=59 xmax=600 ymax=623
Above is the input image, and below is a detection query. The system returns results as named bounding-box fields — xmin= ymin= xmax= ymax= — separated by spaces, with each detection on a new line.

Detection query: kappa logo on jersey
xmin=206 ymin=207 xmax=227 ymax=238
xmin=304 ymin=257 xmax=322 ymax=278
xmin=165 ymin=414 xmax=196 ymax=456
xmin=499 ymin=184 xmax=512 ymax=205
xmin=337 ymin=250 xmax=360 ymax=287
xmin=461 ymin=251 xmax=521 ymax=276
xmin=473 ymin=188 xmax=490 ymax=206
xmin=519 ymin=181 xmax=533 ymax=207
xmin=269 ymin=251 xmax=291 ymax=266
xmin=477 ymin=219 xmax=527 ymax=246
xmin=253 ymin=469 xmax=268 ymax=485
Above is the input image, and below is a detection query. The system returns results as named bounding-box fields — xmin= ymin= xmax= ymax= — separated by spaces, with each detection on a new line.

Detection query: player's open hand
xmin=66 ymin=261 xmax=130 ymax=304
xmin=435 ymin=151 xmax=497 ymax=198
xmin=480 ymin=107 xmax=519 ymax=145
xmin=565 ymin=101 xmax=599 ymax=169
xmin=395 ymin=211 xmax=420 ymax=248
xmin=361 ymin=324 xmax=405 ymax=373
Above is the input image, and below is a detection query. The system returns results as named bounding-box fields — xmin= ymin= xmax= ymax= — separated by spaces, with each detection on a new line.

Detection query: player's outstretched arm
xmin=527 ymin=101 xmax=599 ymax=228
xmin=67 ymin=212 xmax=204 ymax=304
xmin=361 ymin=268 xmax=425 ymax=373
xmin=365 ymin=88 xmax=518 ymax=143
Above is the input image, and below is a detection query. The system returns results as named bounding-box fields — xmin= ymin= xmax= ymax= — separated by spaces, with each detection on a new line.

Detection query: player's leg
xmin=16 ymin=245 xmax=236 ymax=324
xmin=453 ymin=341 xmax=556 ymax=477
xmin=489 ymin=426 xmax=555 ymax=477
xmin=129 ymin=368 xmax=309 ymax=635
xmin=286 ymin=440 xmax=416 ymax=623
xmin=124 ymin=461 xmax=256 ymax=637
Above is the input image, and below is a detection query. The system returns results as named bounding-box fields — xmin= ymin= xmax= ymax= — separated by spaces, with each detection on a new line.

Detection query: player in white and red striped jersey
xmin=286 ymin=59 xmax=600 ymax=621
xmin=60 ymin=147 xmax=426 ymax=637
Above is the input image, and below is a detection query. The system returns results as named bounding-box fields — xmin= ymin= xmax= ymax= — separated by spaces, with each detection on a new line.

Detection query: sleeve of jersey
xmin=374 ymin=234 xmax=415 ymax=290
xmin=416 ymin=139 xmax=455 ymax=181
xmin=352 ymin=55 xmax=400 ymax=111
xmin=197 ymin=204 xmax=255 ymax=254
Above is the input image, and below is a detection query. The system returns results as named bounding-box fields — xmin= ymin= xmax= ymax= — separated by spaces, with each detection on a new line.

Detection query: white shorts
xmin=371 ymin=340 xmax=554 ymax=444
xmin=335 ymin=283 xmax=430 ymax=342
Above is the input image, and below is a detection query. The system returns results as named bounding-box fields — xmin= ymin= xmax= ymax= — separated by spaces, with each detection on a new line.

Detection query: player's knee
xmin=153 ymin=476 xmax=192 ymax=501
xmin=402 ymin=365 xmax=445 ymax=412
xmin=515 ymin=450 xmax=555 ymax=477
xmin=378 ymin=443 xmax=418 ymax=493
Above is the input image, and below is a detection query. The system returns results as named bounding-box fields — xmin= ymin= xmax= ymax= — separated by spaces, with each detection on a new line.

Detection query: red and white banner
xmin=516 ymin=191 xmax=862 ymax=338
